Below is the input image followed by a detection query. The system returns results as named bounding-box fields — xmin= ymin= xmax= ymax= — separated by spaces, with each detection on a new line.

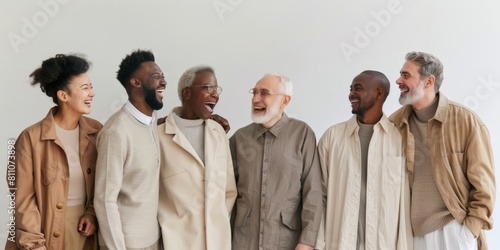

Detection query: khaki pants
xmin=65 ymin=204 xmax=87 ymax=250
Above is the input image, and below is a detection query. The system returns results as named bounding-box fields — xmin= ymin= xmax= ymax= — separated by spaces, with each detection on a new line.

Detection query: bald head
xmin=359 ymin=70 xmax=390 ymax=101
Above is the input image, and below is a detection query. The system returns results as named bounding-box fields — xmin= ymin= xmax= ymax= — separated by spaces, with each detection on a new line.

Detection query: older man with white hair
xmin=230 ymin=73 xmax=323 ymax=250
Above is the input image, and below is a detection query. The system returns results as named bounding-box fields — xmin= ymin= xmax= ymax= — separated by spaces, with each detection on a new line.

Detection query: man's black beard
xmin=143 ymin=85 xmax=163 ymax=110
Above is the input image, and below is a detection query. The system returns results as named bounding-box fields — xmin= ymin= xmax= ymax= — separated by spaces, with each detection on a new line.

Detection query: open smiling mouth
xmin=205 ymin=102 xmax=216 ymax=112
xmin=253 ymin=106 xmax=266 ymax=112
xmin=157 ymin=89 xmax=165 ymax=97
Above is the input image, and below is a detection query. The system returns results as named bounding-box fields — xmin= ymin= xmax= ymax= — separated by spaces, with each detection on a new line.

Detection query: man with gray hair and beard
xmin=390 ymin=51 xmax=495 ymax=250
xmin=230 ymin=74 xmax=323 ymax=250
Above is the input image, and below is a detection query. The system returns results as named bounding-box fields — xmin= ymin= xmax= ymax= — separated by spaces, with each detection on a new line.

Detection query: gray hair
xmin=263 ymin=73 xmax=293 ymax=97
xmin=178 ymin=65 xmax=215 ymax=101
xmin=405 ymin=51 xmax=444 ymax=92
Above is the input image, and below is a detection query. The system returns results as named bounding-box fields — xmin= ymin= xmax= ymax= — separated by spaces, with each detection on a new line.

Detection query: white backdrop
xmin=1 ymin=0 xmax=499 ymax=247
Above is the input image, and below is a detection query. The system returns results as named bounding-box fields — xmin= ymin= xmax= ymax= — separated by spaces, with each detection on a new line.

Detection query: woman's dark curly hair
xmin=30 ymin=54 xmax=90 ymax=104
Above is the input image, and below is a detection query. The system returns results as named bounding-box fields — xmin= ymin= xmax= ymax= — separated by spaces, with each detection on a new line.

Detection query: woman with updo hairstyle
xmin=6 ymin=54 xmax=102 ymax=250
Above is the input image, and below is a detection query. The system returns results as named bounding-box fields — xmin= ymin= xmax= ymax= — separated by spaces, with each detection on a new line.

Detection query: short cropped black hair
xmin=116 ymin=49 xmax=155 ymax=89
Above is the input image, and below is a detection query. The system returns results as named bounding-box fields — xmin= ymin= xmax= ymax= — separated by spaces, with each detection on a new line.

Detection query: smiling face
xmin=349 ymin=73 xmax=378 ymax=117
xmin=181 ymin=71 xmax=219 ymax=120
xmin=250 ymin=75 xmax=289 ymax=128
xmin=61 ymin=73 xmax=94 ymax=115
xmin=134 ymin=61 xmax=167 ymax=110
xmin=396 ymin=60 xmax=426 ymax=106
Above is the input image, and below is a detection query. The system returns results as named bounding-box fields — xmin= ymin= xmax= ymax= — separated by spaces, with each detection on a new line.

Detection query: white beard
xmin=251 ymin=96 xmax=282 ymax=124
xmin=399 ymin=80 xmax=425 ymax=105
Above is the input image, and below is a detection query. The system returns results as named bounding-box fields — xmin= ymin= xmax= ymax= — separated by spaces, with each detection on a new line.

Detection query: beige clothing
xmin=99 ymin=240 xmax=162 ymax=250
xmin=55 ymin=123 xmax=86 ymax=206
xmin=318 ymin=115 xmax=412 ymax=250
xmin=95 ymin=106 xmax=161 ymax=249
xmin=64 ymin=204 xmax=87 ymax=250
xmin=390 ymin=92 xmax=496 ymax=250
xmin=5 ymin=107 xmax=101 ymax=250
xmin=157 ymin=108 xmax=237 ymax=250
xmin=409 ymin=97 xmax=453 ymax=236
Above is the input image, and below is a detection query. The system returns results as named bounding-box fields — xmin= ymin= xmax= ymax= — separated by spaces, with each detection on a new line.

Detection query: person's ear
xmin=182 ymin=88 xmax=191 ymax=101
xmin=426 ymin=75 xmax=435 ymax=88
xmin=130 ymin=78 xmax=141 ymax=88
xmin=57 ymin=89 xmax=68 ymax=103
xmin=281 ymin=95 xmax=291 ymax=108
xmin=377 ymin=87 xmax=384 ymax=100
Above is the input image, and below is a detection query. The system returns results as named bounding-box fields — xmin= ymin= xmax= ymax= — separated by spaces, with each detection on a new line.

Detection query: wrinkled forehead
xmin=254 ymin=75 xmax=282 ymax=92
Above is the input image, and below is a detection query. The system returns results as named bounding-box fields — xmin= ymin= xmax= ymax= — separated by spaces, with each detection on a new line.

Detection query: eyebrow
xmin=254 ymin=88 xmax=270 ymax=92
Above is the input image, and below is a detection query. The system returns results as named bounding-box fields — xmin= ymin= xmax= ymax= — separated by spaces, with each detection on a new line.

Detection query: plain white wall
xmin=1 ymin=0 xmax=499 ymax=247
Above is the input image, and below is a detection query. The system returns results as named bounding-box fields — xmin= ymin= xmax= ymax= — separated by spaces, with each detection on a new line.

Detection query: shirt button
xmin=56 ymin=203 xmax=64 ymax=209
xmin=53 ymin=231 xmax=61 ymax=237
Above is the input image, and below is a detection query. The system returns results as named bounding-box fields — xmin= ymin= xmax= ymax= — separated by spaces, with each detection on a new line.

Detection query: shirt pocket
xmin=41 ymin=162 xmax=59 ymax=185
xmin=234 ymin=202 xmax=251 ymax=228
xmin=280 ymin=210 xmax=301 ymax=230
xmin=233 ymin=202 xmax=252 ymax=248
xmin=160 ymin=164 xmax=187 ymax=179
xmin=382 ymin=156 xmax=403 ymax=186
xmin=281 ymin=152 xmax=303 ymax=180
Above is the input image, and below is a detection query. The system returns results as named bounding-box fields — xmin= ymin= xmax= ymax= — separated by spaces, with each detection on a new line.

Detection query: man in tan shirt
xmin=390 ymin=51 xmax=495 ymax=250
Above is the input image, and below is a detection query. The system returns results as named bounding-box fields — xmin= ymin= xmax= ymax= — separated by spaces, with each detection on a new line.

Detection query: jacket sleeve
xmin=94 ymin=129 xmax=127 ymax=249
xmin=298 ymin=127 xmax=324 ymax=247
xmin=464 ymin=123 xmax=495 ymax=237
xmin=11 ymin=133 xmax=47 ymax=250
xmin=313 ymin=131 xmax=331 ymax=250
xmin=222 ymin=128 xmax=237 ymax=215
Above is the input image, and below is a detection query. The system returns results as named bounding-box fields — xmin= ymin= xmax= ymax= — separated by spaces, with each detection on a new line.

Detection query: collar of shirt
xmin=345 ymin=114 xmax=392 ymax=136
xmin=252 ymin=112 xmax=290 ymax=139
xmin=124 ymin=100 xmax=155 ymax=125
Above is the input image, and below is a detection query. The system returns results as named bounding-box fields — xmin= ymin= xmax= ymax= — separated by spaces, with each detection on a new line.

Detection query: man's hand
xmin=157 ymin=116 xmax=167 ymax=125
xmin=210 ymin=114 xmax=230 ymax=133
xmin=78 ymin=214 xmax=96 ymax=236
xmin=295 ymin=243 xmax=314 ymax=250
